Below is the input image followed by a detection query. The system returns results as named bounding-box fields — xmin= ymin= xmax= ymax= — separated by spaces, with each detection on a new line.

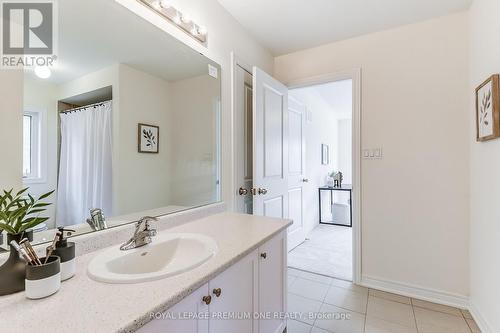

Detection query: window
xmin=22 ymin=111 xmax=41 ymax=180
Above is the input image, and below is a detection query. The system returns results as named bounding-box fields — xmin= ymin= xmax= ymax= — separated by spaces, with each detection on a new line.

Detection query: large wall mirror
xmin=1 ymin=0 xmax=221 ymax=249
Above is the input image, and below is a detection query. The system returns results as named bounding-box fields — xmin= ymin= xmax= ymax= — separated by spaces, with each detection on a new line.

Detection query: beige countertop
xmin=0 ymin=212 xmax=291 ymax=333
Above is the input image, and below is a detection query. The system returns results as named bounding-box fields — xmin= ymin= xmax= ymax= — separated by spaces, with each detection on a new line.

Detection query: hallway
xmin=288 ymin=224 xmax=352 ymax=281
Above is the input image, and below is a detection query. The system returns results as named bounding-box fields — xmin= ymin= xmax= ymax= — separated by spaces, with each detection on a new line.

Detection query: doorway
xmin=232 ymin=54 xmax=361 ymax=283
xmin=288 ymin=80 xmax=353 ymax=281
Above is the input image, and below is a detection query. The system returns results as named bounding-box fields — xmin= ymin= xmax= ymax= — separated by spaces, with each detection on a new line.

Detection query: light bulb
xmin=159 ymin=0 xmax=171 ymax=8
xmin=34 ymin=66 xmax=51 ymax=79
xmin=198 ymin=25 xmax=207 ymax=35
xmin=173 ymin=13 xmax=182 ymax=24
xmin=181 ymin=14 xmax=191 ymax=23
xmin=151 ymin=0 xmax=161 ymax=10
xmin=190 ymin=26 xmax=198 ymax=36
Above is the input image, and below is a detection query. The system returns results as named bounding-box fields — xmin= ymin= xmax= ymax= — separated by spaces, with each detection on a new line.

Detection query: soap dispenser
xmin=51 ymin=228 xmax=76 ymax=281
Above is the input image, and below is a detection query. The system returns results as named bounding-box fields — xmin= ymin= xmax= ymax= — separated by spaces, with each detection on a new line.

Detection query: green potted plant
xmin=0 ymin=188 xmax=54 ymax=296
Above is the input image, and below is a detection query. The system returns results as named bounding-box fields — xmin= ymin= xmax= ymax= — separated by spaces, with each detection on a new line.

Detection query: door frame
xmin=230 ymin=52 xmax=253 ymax=212
xmin=286 ymin=68 xmax=362 ymax=284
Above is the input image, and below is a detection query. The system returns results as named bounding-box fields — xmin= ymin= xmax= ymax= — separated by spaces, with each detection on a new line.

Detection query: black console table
xmin=319 ymin=185 xmax=352 ymax=227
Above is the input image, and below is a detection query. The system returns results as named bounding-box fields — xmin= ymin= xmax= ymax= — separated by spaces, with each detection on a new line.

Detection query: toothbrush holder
xmin=25 ymin=256 xmax=61 ymax=299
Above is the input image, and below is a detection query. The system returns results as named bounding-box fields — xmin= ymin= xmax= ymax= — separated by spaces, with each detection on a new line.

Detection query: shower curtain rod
xmin=60 ymin=100 xmax=112 ymax=114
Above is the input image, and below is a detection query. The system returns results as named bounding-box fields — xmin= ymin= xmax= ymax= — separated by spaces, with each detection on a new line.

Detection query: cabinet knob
xmin=213 ymin=288 xmax=222 ymax=297
xmin=202 ymin=295 xmax=212 ymax=305
xmin=258 ymin=188 xmax=268 ymax=195
xmin=302 ymin=178 xmax=309 ymax=183
xmin=260 ymin=252 xmax=267 ymax=259
xmin=238 ymin=187 xmax=248 ymax=196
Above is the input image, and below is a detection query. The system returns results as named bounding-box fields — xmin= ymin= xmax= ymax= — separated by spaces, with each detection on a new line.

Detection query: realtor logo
xmin=1 ymin=0 xmax=57 ymax=68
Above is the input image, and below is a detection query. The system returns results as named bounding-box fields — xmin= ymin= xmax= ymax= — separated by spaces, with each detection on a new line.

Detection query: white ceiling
xmin=290 ymin=79 xmax=353 ymax=119
xmin=27 ymin=0 xmax=219 ymax=84
xmin=217 ymin=0 xmax=473 ymax=55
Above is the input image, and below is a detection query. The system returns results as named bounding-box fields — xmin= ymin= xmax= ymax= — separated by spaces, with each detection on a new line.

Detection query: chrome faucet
xmin=120 ymin=216 xmax=158 ymax=251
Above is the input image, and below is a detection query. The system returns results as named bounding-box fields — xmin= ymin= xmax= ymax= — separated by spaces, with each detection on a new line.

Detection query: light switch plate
xmin=362 ymin=148 xmax=383 ymax=159
xmin=208 ymin=64 xmax=218 ymax=79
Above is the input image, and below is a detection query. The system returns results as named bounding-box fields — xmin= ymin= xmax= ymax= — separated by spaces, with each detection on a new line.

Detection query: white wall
xmin=337 ymin=118 xmax=352 ymax=186
xmin=469 ymin=0 xmax=500 ymax=331
xmin=0 ymin=70 xmax=23 ymax=191
xmin=116 ymin=64 xmax=171 ymax=215
xmin=276 ymin=13 xmax=470 ymax=298
xmin=23 ymin=78 xmax=59 ymax=228
xmin=169 ymin=74 xmax=220 ymax=207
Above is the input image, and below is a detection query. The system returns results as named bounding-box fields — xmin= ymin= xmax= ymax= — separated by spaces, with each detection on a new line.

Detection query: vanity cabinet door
xmin=137 ymin=283 xmax=209 ymax=333
xmin=208 ymin=250 xmax=259 ymax=333
xmin=258 ymin=231 xmax=286 ymax=333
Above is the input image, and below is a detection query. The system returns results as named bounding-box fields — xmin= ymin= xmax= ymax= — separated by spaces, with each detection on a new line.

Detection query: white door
xmin=287 ymin=97 xmax=307 ymax=250
xmin=208 ymin=250 xmax=259 ymax=333
xmin=252 ymin=67 xmax=288 ymax=218
xmin=258 ymin=232 xmax=286 ymax=333
xmin=235 ymin=64 xmax=254 ymax=214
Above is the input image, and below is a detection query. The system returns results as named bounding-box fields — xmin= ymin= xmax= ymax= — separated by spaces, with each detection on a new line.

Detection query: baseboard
xmin=360 ymin=275 xmax=469 ymax=309
xmin=469 ymin=301 xmax=494 ymax=333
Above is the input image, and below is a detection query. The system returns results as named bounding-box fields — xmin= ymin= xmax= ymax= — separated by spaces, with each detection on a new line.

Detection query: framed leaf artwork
xmin=138 ymin=123 xmax=159 ymax=153
xmin=476 ymin=75 xmax=500 ymax=142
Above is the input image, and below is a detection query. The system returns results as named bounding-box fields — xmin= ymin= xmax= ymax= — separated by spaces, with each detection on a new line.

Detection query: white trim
xmin=469 ymin=301 xmax=494 ymax=333
xmin=230 ymin=52 xmax=253 ymax=212
xmin=22 ymin=107 xmax=48 ymax=184
xmin=284 ymin=68 xmax=362 ymax=285
xmin=361 ymin=275 xmax=469 ymax=309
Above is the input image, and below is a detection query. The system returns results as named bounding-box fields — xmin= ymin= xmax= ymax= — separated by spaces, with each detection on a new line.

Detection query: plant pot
xmin=0 ymin=231 xmax=34 ymax=296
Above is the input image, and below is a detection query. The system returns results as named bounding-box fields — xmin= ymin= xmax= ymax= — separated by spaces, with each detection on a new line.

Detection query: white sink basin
xmin=87 ymin=233 xmax=217 ymax=284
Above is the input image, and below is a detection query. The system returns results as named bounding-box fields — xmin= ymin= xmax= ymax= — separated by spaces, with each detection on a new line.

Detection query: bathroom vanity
xmin=0 ymin=212 xmax=291 ymax=333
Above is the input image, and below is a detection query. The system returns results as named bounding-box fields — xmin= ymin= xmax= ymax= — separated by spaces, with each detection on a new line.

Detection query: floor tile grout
xmin=362 ymin=291 xmax=369 ymax=333
xmin=288 ymin=268 xmax=479 ymax=333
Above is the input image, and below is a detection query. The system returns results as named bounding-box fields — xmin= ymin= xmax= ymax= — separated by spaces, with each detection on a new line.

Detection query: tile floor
xmin=287 ymin=268 xmax=481 ymax=333
xmin=289 ymin=225 xmax=352 ymax=280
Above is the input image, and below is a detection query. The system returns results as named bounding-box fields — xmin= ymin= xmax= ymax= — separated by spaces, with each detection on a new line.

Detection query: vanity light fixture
xmin=138 ymin=0 xmax=207 ymax=43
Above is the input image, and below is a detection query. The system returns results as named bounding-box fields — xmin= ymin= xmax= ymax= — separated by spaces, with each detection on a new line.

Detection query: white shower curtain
xmin=56 ymin=101 xmax=113 ymax=227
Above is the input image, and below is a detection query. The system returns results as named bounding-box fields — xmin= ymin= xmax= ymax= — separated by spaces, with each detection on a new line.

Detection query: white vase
xmin=326 ymin=177 xmax=334 ymax=187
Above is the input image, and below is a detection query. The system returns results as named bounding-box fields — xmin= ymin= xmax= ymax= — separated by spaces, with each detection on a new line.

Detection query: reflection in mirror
xmin=1 ymin=0 xmax=221 ymax=249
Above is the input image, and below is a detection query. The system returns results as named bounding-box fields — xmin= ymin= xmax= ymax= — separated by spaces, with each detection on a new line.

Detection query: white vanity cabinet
xmin=137 ymin=283 xmax=209 ymax=333
xmin=258 ymin=232 xmax=286 ymax=333
xmin=138 ymin=231 xmax=286 ymax=333
xmin=208 ymin=249 xmax=259 ymax=333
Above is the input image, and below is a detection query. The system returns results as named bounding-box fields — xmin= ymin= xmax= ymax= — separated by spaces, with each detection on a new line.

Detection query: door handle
xmin=302 ymin=178 xmax=309 ymax=183
xmin=238 ymin=187 xmax=248 ymax=195
xmin=258 ymin=188 xmax=268 ymax=195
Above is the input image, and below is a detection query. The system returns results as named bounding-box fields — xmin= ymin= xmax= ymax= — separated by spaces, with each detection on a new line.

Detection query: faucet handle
xmin=138 ymin=216 xmax=158 ymax=228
